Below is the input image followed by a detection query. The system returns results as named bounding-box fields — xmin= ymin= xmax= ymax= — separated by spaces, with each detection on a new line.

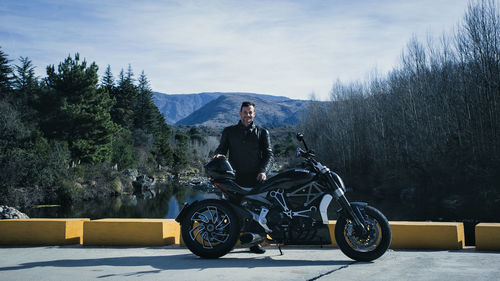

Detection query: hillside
xmin=153 ymin=92 xmax=220 ymax=124
xmin=153 ymin=92 xmax=290 ymax=124
xmin=175 ymin=94 xmax=310 ymax=128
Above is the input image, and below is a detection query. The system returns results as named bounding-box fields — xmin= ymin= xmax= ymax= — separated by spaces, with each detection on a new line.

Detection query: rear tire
xmin=335 ymin=205 xmax=391 ymax=262
xmin=180 ymin=199 xmax=240 ymax=258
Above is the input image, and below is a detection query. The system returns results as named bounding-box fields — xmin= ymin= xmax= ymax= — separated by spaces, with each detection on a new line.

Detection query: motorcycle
xmin=175 ymin=133 xmax=391 ymax=261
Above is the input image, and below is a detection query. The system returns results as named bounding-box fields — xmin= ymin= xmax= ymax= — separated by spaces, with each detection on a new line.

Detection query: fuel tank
xmin=250 ymin=168 xmax=316 ymax=194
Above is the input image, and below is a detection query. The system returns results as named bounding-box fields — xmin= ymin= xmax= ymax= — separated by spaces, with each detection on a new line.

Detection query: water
xmin=26 ymin=181 xmax=220 ymax=220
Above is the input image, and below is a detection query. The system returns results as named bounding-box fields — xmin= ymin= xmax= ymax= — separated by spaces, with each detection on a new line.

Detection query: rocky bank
xmin=0 ymin=205 xmax=29 ymax=219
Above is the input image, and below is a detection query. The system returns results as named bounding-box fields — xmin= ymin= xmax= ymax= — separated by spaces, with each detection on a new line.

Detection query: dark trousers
xmin=235 ymin=172 xmax=258 ymax=187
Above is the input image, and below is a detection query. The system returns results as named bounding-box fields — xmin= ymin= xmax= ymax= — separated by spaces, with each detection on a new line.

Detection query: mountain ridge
xmin=153 ymin=92 xmax=310 ymax=128
xmin=153 ymin=91 xmax=291 ymax=124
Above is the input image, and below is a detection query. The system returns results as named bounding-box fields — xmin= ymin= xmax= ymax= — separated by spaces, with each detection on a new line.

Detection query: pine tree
xmin=13 ymin=57 xmax=37 ymax=92
xmin=101 ymin=65 xmax=119 ymax=128
xmin=13 ymin=57 xmax=39 ymax=107
xmin=0 ymin=47 xmax=13 ymax=97
xmin=101 ymin=65 xmax=115 ymax=92
xmin=10 ymin=56 xmax=41 ymax=125
xmin=42 ymin=53 xmax=118 ymax=163
xmin=135 ymin=71 xmax=156 ymax=131
xmin=134 ymin=71 xmax=174 ymax=166
xmin=114 ymin=65 xmax=137 ymax=128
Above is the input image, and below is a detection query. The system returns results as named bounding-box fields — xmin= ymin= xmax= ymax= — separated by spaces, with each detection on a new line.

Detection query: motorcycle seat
xmin=221 ymin=180 xmax=254 ymax=195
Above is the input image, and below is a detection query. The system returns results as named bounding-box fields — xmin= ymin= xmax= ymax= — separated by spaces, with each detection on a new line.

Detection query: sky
xmin=0 ymin=0 xmax=472 ymax=100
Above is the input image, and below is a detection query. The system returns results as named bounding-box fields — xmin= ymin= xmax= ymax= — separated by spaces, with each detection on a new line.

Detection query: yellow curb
xmin=83 ymin=219 xmax=179 ymax=246
xmin=0 ymin=218 xmax=89 ymax=245
xmin=475 ymin=223 xmax=500 ymax=251
xmin=389 ymin=221 xmax=464 ymax=250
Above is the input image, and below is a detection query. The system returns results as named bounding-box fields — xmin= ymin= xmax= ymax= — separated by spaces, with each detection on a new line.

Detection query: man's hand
xmin=257 ymin=173 xmax=267 ymax=182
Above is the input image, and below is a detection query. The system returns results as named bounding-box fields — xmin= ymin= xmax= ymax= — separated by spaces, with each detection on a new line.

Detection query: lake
xmin=26 ymin=181 xmax=219 ymax=220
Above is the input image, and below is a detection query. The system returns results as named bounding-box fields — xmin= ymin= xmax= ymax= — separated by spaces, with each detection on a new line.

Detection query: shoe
xmin=249 ymin=244 xmax=266 ymax=254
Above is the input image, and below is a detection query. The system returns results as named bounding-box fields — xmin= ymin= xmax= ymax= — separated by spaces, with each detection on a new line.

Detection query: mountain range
xmin=153 ymin=92 xmax=311 ymax=128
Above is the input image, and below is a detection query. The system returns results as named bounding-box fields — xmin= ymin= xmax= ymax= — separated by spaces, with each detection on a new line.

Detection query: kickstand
xmin=278 ymin=244 xmax=283 ymax=255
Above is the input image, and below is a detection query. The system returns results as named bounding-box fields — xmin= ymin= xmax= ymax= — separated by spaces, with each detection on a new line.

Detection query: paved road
xmin=0 ymin=246 xmax=499 ymax=281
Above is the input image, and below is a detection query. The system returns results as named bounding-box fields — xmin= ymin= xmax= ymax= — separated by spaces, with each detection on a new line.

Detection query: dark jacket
xmin=214 ymin=121 xmax=273 ymax=186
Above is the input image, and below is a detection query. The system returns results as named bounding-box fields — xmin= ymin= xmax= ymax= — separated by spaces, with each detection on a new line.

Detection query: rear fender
xmin=175 ymin=199 xmax=251 ymax=228
xmin=175 ymin=200 xmax=198 ymax=223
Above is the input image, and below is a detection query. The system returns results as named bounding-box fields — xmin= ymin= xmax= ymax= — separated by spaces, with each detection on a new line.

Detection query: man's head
xmin=240 ymin=101 xmax=256 ymax=127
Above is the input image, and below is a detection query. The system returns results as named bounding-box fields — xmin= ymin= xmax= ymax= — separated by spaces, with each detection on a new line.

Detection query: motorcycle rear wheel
xmin=335 ymin=205 xmax=391 ymax=262
xmin=180 ymin=199 xmax=240 ymax=258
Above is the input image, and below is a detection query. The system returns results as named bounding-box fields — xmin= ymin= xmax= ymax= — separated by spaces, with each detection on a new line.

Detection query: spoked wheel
xmin=335 ymin=205 xmax=391 ymax=262
xmin=180 ymin=199 xmax=240 ymax=258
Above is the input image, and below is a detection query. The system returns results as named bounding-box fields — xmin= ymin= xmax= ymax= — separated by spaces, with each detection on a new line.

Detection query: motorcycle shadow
xmin=218 ymin=249 xmax=356 ymax=268
xmin=0 ymin=248 xmax=355 ymax=273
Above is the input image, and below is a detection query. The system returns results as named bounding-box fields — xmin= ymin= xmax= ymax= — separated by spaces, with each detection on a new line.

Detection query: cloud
xmin=0 ymin=0 xmax=471 ymax=100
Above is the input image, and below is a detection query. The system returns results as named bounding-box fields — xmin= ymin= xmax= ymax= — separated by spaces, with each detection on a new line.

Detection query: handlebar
xmin=295 ymin=133 xmax=347 ymax=192
xmin=296 ymin=147 xmax=315 ymax=158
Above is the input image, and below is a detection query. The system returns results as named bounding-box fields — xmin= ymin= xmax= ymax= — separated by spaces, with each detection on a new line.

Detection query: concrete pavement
xmin=0 ymin=246 xmax=498 ymax=281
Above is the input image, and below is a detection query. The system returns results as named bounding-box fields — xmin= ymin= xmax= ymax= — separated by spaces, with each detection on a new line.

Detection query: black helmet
xmin=204 ymin=157 xmax=235 ymax=180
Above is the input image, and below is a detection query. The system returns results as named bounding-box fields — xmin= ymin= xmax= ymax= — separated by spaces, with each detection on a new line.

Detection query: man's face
xmin=240 ymin=105 xmax=255 ymax=126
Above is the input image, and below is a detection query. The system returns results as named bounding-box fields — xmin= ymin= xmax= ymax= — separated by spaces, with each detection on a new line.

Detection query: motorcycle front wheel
xmin=335 ymin=205 xmax=391 ymax=262
xmin=180 ymin=199 xmax=240 ymax=258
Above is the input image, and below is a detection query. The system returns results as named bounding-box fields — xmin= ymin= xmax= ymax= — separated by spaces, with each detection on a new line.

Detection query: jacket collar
xmin=238 ymin=120 xmax=256 ymax=129
xmin=238 ymin=120 xmax=256 ymax=133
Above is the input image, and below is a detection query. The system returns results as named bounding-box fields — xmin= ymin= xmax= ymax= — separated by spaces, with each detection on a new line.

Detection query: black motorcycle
xmin=176 ymin=133 xmax=391 ymax=261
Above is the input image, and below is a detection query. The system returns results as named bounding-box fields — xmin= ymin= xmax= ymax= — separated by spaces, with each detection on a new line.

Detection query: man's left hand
xmin=257 ymin=173 xmax=266 ymax=182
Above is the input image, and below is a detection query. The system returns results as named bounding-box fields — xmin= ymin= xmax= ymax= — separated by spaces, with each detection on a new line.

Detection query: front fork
xmin=338 ymin=196 xmax=368 ymax=234
xmin=326 ymin=174 xmax=368 ymax=234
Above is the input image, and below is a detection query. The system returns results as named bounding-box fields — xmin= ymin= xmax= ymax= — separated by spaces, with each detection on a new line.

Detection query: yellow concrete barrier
xmin=83 ymin=219 xmax=180 ymax=246
xmin=475 ymin=223 xmax=500 ymax=251
xmin=389 ymin=221 xmax=464 ymax=250
xmin=0 ymin=219 xmax=468 ymax=249
xmin=0 ymin=218 xmax=89 ymax=245
xmin=329 ymin=221 xmax=464 ymax=250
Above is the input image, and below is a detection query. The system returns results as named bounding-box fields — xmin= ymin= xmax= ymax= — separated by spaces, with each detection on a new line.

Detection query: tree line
xmin=0 ymin=52 xmax=193 ymax=207
xmin=299 ymin=0 xmax=500 ymax=221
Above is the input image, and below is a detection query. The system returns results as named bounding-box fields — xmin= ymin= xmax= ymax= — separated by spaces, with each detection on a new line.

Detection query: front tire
xmin=180 ymin=199 xmax=240 ymax=258
xmin=335 ymin=205 xmax=391 ymax=262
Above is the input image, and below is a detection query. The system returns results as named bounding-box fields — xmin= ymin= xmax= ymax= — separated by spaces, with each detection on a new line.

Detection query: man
xmin=213 ymin=101 xmax=273 ymax=253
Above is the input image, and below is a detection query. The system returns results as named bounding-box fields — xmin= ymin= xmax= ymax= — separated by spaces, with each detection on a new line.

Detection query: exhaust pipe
xmin=240 ymin=232 xmax=265 ymax=245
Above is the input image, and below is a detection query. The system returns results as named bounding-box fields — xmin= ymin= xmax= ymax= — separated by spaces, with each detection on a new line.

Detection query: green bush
xmin=111 ymin=177 xmax=123 ymax=194
xmin=111 ymin=130 xmax=136 ymax=170
xmin=57 ymin=178 xmax=83 ymax=203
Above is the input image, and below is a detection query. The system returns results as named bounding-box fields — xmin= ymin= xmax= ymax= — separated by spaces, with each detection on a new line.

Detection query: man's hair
xmin=240 ymin=101 xmax=255 ymax=111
